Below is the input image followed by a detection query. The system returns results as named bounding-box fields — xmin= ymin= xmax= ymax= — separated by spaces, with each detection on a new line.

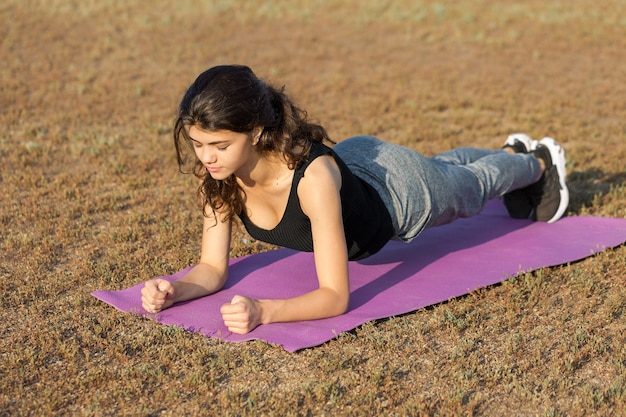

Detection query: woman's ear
xmin=251 ymin=126 xmax=264 ymax=146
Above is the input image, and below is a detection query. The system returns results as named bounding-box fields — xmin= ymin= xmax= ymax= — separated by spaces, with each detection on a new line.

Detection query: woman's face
xmin=188 ymin=126 xmax=261 ymax=180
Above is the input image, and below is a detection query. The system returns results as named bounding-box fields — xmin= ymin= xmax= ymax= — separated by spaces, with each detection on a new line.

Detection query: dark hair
xmin=173 ymin=65 xmax=332 ymax=221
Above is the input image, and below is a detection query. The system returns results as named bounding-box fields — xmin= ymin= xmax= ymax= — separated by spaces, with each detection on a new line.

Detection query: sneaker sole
xmin=538 ymin=137 xmax=569 ymax=223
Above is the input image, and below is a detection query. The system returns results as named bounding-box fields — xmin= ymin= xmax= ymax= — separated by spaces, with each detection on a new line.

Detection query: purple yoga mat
xmin=92 ymin=200 xmax=626 ymax=352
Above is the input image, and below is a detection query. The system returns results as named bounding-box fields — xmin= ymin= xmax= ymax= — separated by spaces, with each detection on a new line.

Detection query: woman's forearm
xmin=259 ymin=287 xmax=349 ymax=325
xmin=172 ymin=263 xmax=228 ymax=303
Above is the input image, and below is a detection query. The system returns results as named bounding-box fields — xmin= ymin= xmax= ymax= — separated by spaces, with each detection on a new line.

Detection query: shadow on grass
xmin=568 ymin=169 xmax=626 ymax=214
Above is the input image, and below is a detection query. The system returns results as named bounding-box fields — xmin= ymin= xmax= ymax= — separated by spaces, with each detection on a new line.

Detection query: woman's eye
xmin=217 ymin=146 xmax=229 ymax=151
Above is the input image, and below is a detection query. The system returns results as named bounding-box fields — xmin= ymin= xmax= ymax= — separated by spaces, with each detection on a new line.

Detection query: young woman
xmin=141 ymin=65 xmax=568 ymax=334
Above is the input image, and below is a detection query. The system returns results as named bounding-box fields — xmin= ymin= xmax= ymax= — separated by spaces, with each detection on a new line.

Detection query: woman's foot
xmin=502 ymin=135 xmax=569 ymax=223
xmin=531 ymin=137 xmax=569 ymax=223
xmin=502 ymin=134 xmax=538 ymax=219
xmin=502 ymin=133 xmax=537 ymax=154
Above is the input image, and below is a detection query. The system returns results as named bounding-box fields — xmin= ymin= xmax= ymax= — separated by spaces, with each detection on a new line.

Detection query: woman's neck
xmin=236 ymin=152 xmax=292 ymax=190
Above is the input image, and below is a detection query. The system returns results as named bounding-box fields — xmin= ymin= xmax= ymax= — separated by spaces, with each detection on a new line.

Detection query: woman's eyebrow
xmin=189 ymin=137 xmax=230 ymax=145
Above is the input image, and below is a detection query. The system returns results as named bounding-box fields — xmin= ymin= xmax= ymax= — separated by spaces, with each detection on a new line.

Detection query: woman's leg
xmin=432 ymin=147 xmax=499 ymax=165
xmin=432 ymin=147 xmax=542 ymax=202
xmin=418 ymin=148 xmax=541 ymax=230
xmin=335 ymin=136 xmax=542 ymax=242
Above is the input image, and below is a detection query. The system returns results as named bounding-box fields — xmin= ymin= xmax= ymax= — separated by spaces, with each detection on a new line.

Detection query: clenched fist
xmin=220 ymin=295 xmax=263 ymax=334
xmin=141 ymin=279 xmax=175 ymax=313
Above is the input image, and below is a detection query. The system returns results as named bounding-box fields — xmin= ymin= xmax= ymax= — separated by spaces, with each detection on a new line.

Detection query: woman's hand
xmin=220 ymin=295 xmax=263 ymax=334
xmin=141 ymin=279 xmax=175 ymax=313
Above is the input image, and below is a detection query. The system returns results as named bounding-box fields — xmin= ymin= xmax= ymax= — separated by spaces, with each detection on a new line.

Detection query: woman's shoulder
xmin=307 ymin=141 xmax=333 ymax=159
xmin=299 ymin=150 xmax=342 ymax=194
xmin=293 ymin=141 xmax=332 ymax=175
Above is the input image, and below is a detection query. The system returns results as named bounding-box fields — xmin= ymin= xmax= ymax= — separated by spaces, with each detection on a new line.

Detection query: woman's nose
xmin=201 ymin=147 xmax=217 ymax=164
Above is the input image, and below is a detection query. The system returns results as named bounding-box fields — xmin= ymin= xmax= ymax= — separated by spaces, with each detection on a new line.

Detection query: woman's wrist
xmin=257 ymin=298 xmax=280 ymax=325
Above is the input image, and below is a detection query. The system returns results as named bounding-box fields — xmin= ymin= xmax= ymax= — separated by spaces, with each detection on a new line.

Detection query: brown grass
xmin=1 ymin=0 xmax=625 ymax=415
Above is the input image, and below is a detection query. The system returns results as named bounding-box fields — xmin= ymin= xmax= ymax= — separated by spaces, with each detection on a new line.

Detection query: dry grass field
xmin=1 ymin=0 xmax=626 ymax=415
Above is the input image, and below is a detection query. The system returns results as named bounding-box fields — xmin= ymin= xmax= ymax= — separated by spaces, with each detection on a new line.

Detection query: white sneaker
xmin=531 ymin=137 xmax=569 ymax=223
xmin=502 ymin=133 xmax=539 ymax=219
xmin=503 ymin=133 xmax=537 ymax=153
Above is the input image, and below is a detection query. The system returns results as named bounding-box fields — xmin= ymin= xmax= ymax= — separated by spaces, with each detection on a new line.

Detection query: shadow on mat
xmin=222 ymin=249 xmax=300 ymax=289
xmin=348 ymin=200 xmax=533 ymax=310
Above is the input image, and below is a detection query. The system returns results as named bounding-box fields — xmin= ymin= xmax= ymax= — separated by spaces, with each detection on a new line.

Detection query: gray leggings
xmin=334 ymin=135 xmax=542 ymax=242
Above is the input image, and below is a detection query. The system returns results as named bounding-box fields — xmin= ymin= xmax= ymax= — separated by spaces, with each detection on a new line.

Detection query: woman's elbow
xmin=217 ymin=269 xmax=229 ymax=290
xmin=335 ymin=292 xmax=350 ymax=316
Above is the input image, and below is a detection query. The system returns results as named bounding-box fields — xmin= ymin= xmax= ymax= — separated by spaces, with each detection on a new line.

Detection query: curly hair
xmin=173 ymin=65 xmax=333 ymax=221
